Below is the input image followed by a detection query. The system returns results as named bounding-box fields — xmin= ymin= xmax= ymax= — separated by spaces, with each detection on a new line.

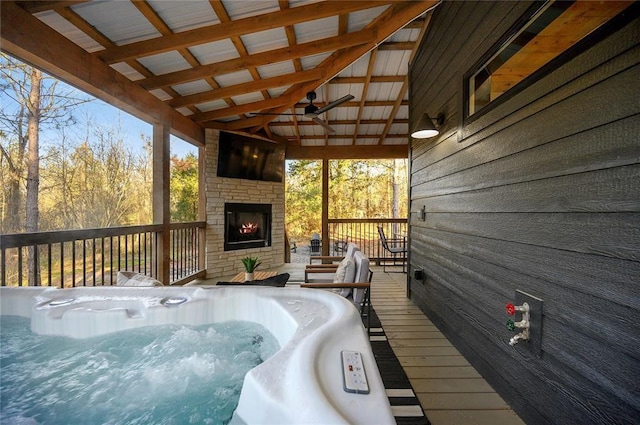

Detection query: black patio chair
xmin=377 ymin=225 xmax=407 ymax=273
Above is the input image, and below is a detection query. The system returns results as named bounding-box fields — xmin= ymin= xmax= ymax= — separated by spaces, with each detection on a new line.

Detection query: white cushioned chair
xmin=302 ymin=251 xmax=372 ymax=331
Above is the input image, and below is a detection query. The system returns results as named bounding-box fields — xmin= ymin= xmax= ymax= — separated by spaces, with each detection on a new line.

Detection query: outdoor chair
xmin=377 ymin=225 xmax=407 ymax=273
xmin=302 ymin=250 xmax=372 ymax=331
xmin=310 ymin=233 xmax=321 ymax=254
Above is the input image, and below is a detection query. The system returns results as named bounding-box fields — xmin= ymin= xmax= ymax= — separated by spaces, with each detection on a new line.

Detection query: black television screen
xmin=217 ymin=131 xmax=284 ymax=182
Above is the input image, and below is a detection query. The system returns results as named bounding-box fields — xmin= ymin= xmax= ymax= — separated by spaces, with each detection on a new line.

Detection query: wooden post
xmin=153 ymin=123 xmax=171 ymax=284
xmin=197 ymin=145 xmax=206 ymax=272
xmin=321 ymin=158 xmax=329 ymax=256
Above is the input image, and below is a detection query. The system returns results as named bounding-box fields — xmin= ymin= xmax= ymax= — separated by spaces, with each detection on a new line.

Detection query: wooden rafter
xmin=139 ymin=28 xmax=376 ymax=90
xmin=96 ymin=1 xmax=394 ymax=64
xmin=352 ymin=48 xmax=378 ymax=145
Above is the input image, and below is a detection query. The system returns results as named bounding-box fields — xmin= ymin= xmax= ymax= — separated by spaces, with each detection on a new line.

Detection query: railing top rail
xmin=170 ymin=221 xmax=206 ymax=230
xmin=1 ymin=221 xmax=208 ymax=249
xmin=327 ymin=218 xmax=407 ymax=224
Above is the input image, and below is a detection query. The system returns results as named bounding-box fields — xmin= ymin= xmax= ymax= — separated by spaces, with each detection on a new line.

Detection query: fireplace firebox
xmin=224 ymin=203 xmax=272 ymax=251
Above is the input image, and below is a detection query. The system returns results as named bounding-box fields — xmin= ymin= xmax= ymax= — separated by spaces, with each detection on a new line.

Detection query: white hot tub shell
xmin=0 ymin=286 xmax=395 ymax=424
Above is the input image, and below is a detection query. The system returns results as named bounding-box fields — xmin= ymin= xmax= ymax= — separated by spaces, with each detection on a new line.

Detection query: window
xmin=466 ymin=1 xmax=633 ymax=118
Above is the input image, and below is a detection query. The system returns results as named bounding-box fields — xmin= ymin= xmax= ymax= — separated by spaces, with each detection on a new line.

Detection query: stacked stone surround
xmin=204 ymin=129 xmax=285 ymax=279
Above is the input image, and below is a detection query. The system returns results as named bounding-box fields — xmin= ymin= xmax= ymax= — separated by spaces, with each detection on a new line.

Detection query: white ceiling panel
xmin=241 ymin=28 xmax=289 ymax=54
xmin=137 ymin=51 xmax=192 ymax=75
xmin=195 ymin=99 xmax=229 ymax=113
xmin=36 ymin=11 xmax=104 ymax=53
xmin=147 ymin=0 xmax=219 ymax=33
xmin=257 ymin=61 xmax=296 ymax=79
xmin=348 ymin=5 xmax=391 ymax=32
xmin=231 ymin=92 xmax=266 ymax=105
xmin=222 ymin=0 xmax=280 ymax=20
xmin=110 ymin=63 xmax=146 ymax=81
xmin=375 ymin=51 xmax=411 ymax=76
xmin=149 ymin=89 xmax=172 ymax=101
xmin=300 ymin=52 xmax=332 ymax=70
xmin=189 ymin=39 xmax=240 ymax=65
xmin=294 ymin=16 xmax=338 ymax=43
xmin=71 ymin=1 xmax=159 ymax=46
xmin=214 ymin=70 xmax=254 ymax=87
xmin=171 ymin=80 xmax=213 ymax=97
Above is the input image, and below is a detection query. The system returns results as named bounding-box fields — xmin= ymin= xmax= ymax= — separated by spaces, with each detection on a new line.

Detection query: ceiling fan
xmin=251 ymin=91 xmax=354 ymax=134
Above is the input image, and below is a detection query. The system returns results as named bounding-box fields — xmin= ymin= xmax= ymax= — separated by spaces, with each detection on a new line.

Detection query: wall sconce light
xmin=411 ymin=113 xmax=445 ymax=138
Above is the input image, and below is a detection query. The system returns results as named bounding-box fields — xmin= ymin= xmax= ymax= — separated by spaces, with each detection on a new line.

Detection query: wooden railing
xmin=327 ymin=218 xmax=407 ymax=262
xmin=0 ymin=222 xmax=206 ymax=287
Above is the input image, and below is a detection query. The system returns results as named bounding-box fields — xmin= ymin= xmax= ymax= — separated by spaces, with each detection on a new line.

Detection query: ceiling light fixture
xmin=411 ymin=113 xmax=445 ymax=138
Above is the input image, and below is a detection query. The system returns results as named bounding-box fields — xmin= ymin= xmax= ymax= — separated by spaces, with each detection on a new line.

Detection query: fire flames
xmin=239 ymin=222 xmax=259 ymax=234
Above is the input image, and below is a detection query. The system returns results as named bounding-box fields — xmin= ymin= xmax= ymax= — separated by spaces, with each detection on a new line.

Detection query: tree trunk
xmin=26 ymin=67 xmax=41 ymax=286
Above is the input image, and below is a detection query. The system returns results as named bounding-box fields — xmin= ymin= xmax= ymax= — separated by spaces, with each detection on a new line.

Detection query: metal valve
xmin=505 ymin=302 xmax=530 ymax=346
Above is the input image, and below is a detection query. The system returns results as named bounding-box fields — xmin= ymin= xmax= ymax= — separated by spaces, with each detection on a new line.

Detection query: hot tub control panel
xmin=341 ymin=350 xmax=370 ymax=394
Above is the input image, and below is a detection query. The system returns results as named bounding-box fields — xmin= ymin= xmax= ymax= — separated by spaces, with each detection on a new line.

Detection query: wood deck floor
xmin=370 ymin=267 xmax=526 ymax=425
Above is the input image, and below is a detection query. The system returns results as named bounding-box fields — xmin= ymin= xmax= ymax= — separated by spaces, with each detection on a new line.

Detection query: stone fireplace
xmin=224 ymin=203 xmax=272 ymax=251
xmin=204 ymin=129 xmax=285 ymax=278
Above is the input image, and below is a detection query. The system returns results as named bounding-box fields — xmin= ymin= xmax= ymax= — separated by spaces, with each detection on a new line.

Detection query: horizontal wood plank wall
xmin=408 ymin=2 xmax=640 ymax=424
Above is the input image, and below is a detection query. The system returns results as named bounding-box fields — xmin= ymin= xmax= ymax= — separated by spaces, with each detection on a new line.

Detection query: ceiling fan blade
xmin=312 ymin=117 xmax=336 ymax=134
xmin=315 ymin=94 xmax=354 ymax=115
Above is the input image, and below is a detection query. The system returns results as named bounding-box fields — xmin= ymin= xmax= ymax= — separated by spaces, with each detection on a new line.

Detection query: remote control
xmin=341 ymin=350 xmax=370 ymax=394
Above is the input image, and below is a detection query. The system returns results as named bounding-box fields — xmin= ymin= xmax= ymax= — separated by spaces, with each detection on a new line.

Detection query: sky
xmin=0 ymin=59 xmax=198 ymax=159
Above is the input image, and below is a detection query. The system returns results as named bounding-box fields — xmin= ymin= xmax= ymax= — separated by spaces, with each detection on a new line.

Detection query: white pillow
xmin=333 ymin=258 xmax=355 ymax=297
xmin=117 ymin=271 xmax=163 ymax=287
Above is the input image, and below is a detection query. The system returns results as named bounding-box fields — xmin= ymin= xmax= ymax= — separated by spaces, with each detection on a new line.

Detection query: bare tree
xmin=0 ymin=54 xmax=91 ymax=284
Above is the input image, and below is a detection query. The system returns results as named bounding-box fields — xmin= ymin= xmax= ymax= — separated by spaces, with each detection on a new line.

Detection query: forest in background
xmin=285 ymin=159 xmax=407 ymax=242
xmin=0 ymin=55 xmax=197 ymax=235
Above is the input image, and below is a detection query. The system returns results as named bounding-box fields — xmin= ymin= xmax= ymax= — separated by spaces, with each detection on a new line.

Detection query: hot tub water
xmin=0 ymin=316 xmax=279 ymax=425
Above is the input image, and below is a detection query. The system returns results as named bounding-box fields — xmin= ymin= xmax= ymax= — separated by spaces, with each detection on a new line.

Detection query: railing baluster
xmin=92 ymin=238 xmax=96 ymax=286
xmin=60 ymin=242 xmax=65 ymax=288
xmin=137 ymin=232 xmax=141 ymax=273
xmin=101 ymin=238 xmax=105 ymax=285
xmin=72 ymin=241 xmax=76 ymax=287
xmin=47 ymin=243 xmax=52 ymax=286
xmin=1 ymin=246 xmax=6 ymax=287
xmin=18 ymin=247 xmax=23 ymax=286
xmin=82 ymin=240 xmax=87 ymax=286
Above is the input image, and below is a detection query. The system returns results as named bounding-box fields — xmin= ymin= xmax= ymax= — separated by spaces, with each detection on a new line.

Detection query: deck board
xmin=369 ymin=267 xmax=526 ymax=425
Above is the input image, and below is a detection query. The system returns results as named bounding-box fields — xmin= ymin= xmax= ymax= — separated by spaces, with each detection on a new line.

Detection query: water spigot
xmin=505 ymin=302 xmax=530 ymax=346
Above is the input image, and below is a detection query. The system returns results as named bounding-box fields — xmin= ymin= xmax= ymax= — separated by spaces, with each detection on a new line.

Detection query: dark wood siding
xmin=408 ymin=2 xmax=640 ymax=424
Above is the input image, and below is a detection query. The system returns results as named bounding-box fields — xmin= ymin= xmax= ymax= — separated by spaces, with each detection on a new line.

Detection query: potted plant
xmin=241 ymin=256 xmax=261 ymax=281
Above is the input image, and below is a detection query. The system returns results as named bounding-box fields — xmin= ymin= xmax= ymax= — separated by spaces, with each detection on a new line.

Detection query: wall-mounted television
xmin=217 ymin=131 xmax=285 ymax=182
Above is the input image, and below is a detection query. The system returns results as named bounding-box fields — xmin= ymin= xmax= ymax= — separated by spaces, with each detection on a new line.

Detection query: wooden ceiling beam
xmin=285 ymin=145 xmax=408 ymax=160
xmin=0 ymin=1 xmax=204 ymax=145
xmin=139 ymin=28 xmax=376 ymax=90
xmin=190 ymin=97 xmax=291 ymax=122
xmin=17 ymin=1 xmax=87 ymax=13
xmin=378 ymin=41 xmax=415 ymax=50
xmin=97 ymin=1 xmax=394 ymax=64
xmin=295 ymin=134 xmax=407 ymax=140
xmin=331 ymin=75 xmax=406 ymax=84
xmin=268 ymin=119 xmax=408 ymax=126
xmin=169 ymin=68 xmax=325 ymax=108
xmin=352 ymin=48 xmax=378 ymax=145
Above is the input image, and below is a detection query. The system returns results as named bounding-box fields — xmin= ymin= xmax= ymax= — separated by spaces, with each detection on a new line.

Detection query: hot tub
xmin=0 ymin=286 xmax=394 ymax=424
